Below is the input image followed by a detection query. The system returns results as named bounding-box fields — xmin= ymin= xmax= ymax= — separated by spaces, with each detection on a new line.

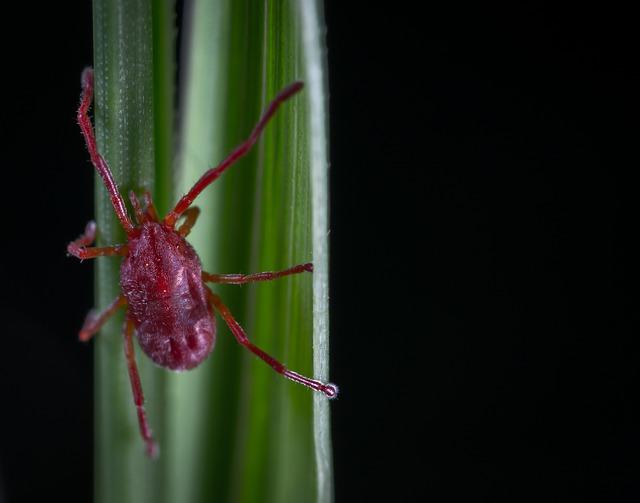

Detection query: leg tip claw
xmin=146 ymin=441 xmax=160 ymax=460
xmin=322 ymin=383 xmax=339 ymax=399
xmin=81 ymin=67 xmax=94 ymax=88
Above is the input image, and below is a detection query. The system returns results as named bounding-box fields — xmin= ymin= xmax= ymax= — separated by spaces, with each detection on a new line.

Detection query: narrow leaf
xmin=92 ymin=1 xmax=174 ymax=502
xmin=171 ymin=0 xmax=334 ymax=502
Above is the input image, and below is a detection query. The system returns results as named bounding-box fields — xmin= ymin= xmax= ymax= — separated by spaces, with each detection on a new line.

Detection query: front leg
xmin=163 ymin=81 xmax=304 ymax=228
xmin=67 ymin=220 xmax=128 ymax=260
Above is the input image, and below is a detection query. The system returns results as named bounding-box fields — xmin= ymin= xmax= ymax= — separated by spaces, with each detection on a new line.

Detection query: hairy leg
xmin=177 ymin=207 xmax=201 ymax=237
xmin=142 ymin=191 xmax=159 ymax=222
xmin=78 ymin=68 xmax=134 ymax=234
xmin=164 ymin=82 xmax=304 ymax=227
xmin=79 ymin=295 xmax=127 ymax=342
xmin=202 ymin=263 xmax=312 ymax=285
xmin=123 ymin=318 xmax=158 ymax=458
xmin=207 ymin=289 xmax=337 ymax=398
xmin=67 ymin=221 xmax=128 ymax=260
xmin=129 ymin=191 xmax=146 ymax=225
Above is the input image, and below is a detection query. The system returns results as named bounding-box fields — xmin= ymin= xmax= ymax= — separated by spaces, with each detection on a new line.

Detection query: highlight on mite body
xmin=68 ymin=67 xmax=338 ymax=458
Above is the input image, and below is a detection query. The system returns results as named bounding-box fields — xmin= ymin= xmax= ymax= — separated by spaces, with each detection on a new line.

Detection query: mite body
xmin=121 ymin=221 xmax=215 ymax=371
xmin=68 ymin=68 xmax=337 ymax=458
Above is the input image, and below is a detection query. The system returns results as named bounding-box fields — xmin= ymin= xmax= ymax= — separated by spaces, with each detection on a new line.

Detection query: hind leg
xmin=206 ymin=288 xmax=337 ymax=398
xmin=78 ymin=295 xmax=127 ymax=341
xmin=123 ymin=317 xmax=158 ymax=458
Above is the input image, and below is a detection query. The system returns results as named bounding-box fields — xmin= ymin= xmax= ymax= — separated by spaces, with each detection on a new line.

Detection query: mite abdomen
xmin=135 ymin=296 xmax=216 ymax=371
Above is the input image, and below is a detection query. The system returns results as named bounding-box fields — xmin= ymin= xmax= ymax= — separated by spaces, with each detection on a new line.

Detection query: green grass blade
xmin=92 ymin=1 xmax=174 ymax=502
xmin=151 ymin=0 xmax=176 ymax=217
xmin=91 ymin=1 xmax=331 ymax=501
xmin=172 ymin=0 xmax=333 ymax=502
xmin=299 ymin=2 xmax=334 ymax=501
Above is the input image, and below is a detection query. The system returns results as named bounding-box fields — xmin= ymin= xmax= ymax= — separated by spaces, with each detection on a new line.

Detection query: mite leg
xmin=129 ymin=191 xmax=146 ymax=225
xmin=67 ymin=221 xmax=128 ymax=260
xmin=78 ymin=68 xmax=135 ymax=234
xmin=202 ymin=263 xmax=312 ymax=285
xmin=207 ymin=289 xmax=338 ymax=398
xmin=123 ymin=317 xmax=158 ymax=459
xmin=79 ymin=295 xmax=127 ymax=341
xmin=164 ymin=81 xmax=304 ymax=227
xmin=177 ymin=207 xmax=201 ymax=237
xmin=142 ymin=191 xmax=159 ymax=222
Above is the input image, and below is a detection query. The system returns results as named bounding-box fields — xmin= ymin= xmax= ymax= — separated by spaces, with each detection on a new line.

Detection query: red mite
xmin=68 ymin=68 xmax=338 ymax=458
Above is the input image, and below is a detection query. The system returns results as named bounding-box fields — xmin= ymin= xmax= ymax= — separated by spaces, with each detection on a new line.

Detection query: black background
xmin=0 ymin=1 xmax=637 ymax=502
